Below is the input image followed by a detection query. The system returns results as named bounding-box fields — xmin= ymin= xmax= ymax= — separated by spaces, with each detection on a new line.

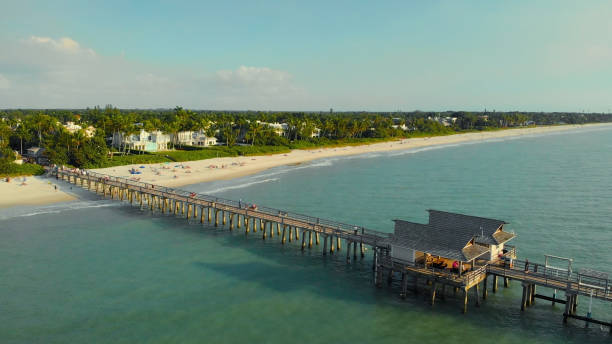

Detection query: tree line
xmin=1 ymin=106 xmax=611 ymax=169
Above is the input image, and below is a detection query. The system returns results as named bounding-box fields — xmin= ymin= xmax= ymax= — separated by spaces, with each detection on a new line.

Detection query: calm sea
xmin=1 ymin=125 xmax=612 ymax=343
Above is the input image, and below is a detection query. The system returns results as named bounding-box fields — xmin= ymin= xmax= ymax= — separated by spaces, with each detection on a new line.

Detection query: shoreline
xmin=1 ymin=123 xmax=611 ymax=208
xmin=92 ymin=123 xmax=612 ymax=188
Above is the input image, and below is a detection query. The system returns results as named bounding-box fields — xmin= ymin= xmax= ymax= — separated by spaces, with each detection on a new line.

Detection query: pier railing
xmin=488 ymin=259 xmax=611 ymax=300
xmin=57 ymin=169 xmax=391 ymax=246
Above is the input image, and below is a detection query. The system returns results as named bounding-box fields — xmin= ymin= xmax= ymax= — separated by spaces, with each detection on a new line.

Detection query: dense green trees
xmin=0 ymin=107 xmax=610 ymax=170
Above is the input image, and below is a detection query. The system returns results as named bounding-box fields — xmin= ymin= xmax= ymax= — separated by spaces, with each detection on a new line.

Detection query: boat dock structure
xmin=53 ymin=168 xmax=612 ymax=331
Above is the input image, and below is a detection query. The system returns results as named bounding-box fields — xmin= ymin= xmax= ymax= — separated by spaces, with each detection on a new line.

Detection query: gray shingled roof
xmin=391 ymin=210 xmax=514 ymax=261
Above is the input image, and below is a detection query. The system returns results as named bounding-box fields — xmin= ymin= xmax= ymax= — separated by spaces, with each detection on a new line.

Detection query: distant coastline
xmin=2 ymin=122 xmax=611 ymax=209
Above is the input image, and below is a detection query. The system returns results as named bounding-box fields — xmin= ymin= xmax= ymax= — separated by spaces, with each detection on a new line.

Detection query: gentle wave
xmin=0 ymin=200 xmax=119 ymax=220
xmin=199 ymin=178 xmax=280 ymax=194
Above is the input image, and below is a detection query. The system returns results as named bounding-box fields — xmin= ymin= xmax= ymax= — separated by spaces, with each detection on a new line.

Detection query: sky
xmin=0 ymin=1 xmax=611 ymax=112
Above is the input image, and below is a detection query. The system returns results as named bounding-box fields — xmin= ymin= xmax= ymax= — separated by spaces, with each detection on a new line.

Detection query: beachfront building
xmin=59 ymin=121 xmax=96 ymax=137
xmin=389 ymin=210 xmax=515 ymax=273
xmin=171 ymin=130 xmax=218 ymax=147
xmin=258 ymin=121 xmax=321 ymax=138
xmin=262 ymin=122 xmax=290 ymax=137
xmin=112 ymin=129 xmax=170 ymax=152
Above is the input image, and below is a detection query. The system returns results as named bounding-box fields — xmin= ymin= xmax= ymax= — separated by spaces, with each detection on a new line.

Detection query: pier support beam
xmin=431 ymin=282 xmax=437 ymax=306
xmin=474 ymin=284 xmax=480 ymax=307
xmin=281 ymin=225 xmax=286 ymax=244
xmin=400 ymin=272 xmax=408 ymax=299
xmin=482 ymin=275 xmax=488 ymax=300
xmin=323 ymin=234 xmax=328 ymax=255
xmin=504 ymin=277 xmax=509 ymax=288
xmin=521 ymin=283 xmax=528 ymax=311
xmin=492 ymin=275 xmax=498 ymax=293
xmin=462 ymin=288 xmax=469 ymax=314
xmin=229 ymin=213 xmax=235 ymax=230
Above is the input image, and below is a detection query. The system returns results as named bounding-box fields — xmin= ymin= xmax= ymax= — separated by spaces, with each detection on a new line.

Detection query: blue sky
xmin=0 ymin=1 xmax=611 ymax=111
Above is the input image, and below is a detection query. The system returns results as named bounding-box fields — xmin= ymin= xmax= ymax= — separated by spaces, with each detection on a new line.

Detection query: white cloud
xmin=0 ymin=36 xmax=306 ymax=109
xmin=0 ymin=74 xmax=10 ymax=89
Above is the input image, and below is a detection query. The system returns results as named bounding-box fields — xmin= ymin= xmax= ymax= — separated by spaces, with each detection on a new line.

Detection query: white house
xmin=112 ymin=129 xmax=170 ymax=152
xmin=60 ymin=121 xmax=96 ymax=137
xmin=171 ymin=130 xmax=218 ymax=147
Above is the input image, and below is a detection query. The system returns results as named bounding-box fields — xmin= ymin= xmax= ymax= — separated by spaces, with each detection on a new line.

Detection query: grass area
xmin=0 ymin=162 xmax=45 ymax=177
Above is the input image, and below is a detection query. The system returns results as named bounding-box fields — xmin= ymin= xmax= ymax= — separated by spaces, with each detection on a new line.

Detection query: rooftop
xmin=391 ymin=210 xmax=515 ymax=261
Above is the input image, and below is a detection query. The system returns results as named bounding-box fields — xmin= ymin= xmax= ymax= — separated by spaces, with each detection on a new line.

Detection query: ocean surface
xmin=2 ymin=126 xmax=612 ymax=343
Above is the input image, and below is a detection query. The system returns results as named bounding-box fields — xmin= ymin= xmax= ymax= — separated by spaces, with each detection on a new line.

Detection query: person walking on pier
xmin=524 ymin=259 xmax=529 ymax=273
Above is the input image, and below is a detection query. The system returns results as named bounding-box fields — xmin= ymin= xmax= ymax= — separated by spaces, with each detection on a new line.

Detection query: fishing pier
xmin=54 ymin=168 xmax=612 ymax=331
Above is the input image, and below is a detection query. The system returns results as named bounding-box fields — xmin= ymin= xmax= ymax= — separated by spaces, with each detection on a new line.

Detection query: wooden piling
xmin=462 ymin=288 xmax=469 ymax=314
xmin=431 ymin=282 xmax=437 ymax=306
xmin=492 ymin=275 xmax=498 ymax=293
xmin=483 ymin=275 xmax=488 ymax=300
xmin=400 ymin=272 xmax=408 ymax=299
xmin=322 ymin=234 xmax=327 ymax=254
xmin=308 ymin=231 xmax=313 ymax=248
xmin=281 ymin=225 xmax=286 ymax=244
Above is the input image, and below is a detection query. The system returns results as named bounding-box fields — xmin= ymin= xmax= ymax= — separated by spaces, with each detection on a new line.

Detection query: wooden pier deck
xmin=54 ymin=169 xmax=390 ymax=258
xmin=53 ymin=168 xmax=612 ymax=330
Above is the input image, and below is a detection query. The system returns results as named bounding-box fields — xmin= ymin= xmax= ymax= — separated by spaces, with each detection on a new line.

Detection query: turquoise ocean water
xmin=1 ymin=125 xmax=612 ymax=343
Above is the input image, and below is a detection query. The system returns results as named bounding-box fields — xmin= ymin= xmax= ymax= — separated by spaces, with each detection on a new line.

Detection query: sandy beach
xmin=1 ymin=123 xmax=610 ymax=208
xmin=92 ymin=123 xmax=612 ymax=188
xmin=0 ymin=176 xmax=75 ymax=208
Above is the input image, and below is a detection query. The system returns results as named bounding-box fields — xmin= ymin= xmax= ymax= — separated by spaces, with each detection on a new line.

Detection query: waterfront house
xmin=389 ymin=210 xmax=515 ymax=273
xmin=171 ymin=130 xmax=218 ymax=147
xmin=112 ymin=130 xmax=170 ymax=152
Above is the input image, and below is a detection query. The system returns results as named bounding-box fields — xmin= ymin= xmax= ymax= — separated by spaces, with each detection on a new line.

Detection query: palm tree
xmin=15 ymin=122 xmax=31 ymax=154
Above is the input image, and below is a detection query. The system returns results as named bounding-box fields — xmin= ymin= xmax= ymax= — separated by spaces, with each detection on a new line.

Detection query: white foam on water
xmin=200 ymin=178 xmax=280 ymax=194
xmin=0 ymin=200 xmax=120 ymax=221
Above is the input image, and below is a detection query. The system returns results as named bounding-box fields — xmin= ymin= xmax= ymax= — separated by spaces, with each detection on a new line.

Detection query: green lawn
xmin=0 ymin=163 xmax=45 ymax=177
